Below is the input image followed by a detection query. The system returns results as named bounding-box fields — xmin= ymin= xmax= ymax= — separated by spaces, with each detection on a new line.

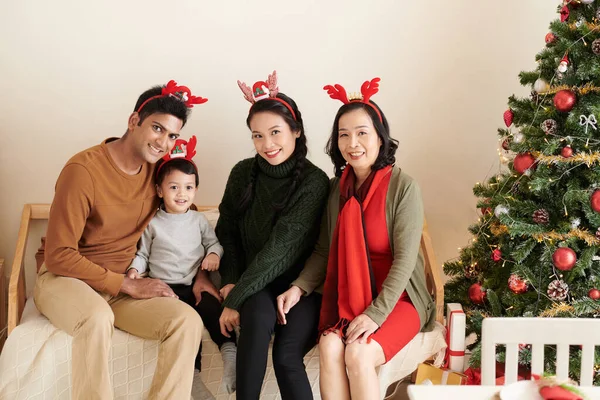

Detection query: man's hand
xmin=276 ymin=285 xmax=304 ymax=325
xmin=193 ymin=270 xmax=222 ymax=305
xmin=120 ymin=277 xmax=178 ymax=299
xmin=201 ymin=253 xmax=220 ymax=271
xmin=219 ymin=307 xmax=240 ymax=338
xmin=126 ymin=268 xmax=139 ymax=279
xmin=220 ymin=283 xmax=235 ymax=300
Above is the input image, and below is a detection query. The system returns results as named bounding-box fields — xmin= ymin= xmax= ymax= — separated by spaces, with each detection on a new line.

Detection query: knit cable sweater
xmin=216 ymin=155 xmax=329 ymax=310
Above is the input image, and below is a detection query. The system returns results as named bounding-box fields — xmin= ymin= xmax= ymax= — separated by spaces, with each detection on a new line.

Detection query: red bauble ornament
xmin=513 ymin=153 xmax=536 ymax=174
xmin=553 ymin=90 xmax=577 ymax=112
xmin=588 ymin=288 xmax=600 ymax=300
xmin=591 ymin=190 xmax=600 ymax=212
xmin=561 ymin=146 xmax=573 ymax=158
xmin=503 ymin=109 xmax=514 ymax=127
xmin=492 ymin=249 xmax=502 ymax=262
xmin=552 ymin=247 xmax=577 ymax=271
xmin=480 ymin=198 xmax=492 ymax=215
xmin=545 ymin=33 xmax=557 ymax=44
xmin=468 ymin=283 xmax=486 ymax=304
xmin=560 ymin=5 xmax=570 ymax=22
xmin=508 ymin=274 xmax=528 ymax=294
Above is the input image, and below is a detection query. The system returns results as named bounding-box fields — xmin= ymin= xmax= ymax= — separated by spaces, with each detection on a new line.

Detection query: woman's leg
xmin=236 ymin=288 xmax=277 ymax=400
xmin=318 ymin=333 xmax=350 ymax=400
xmin=344 ymin=340 xmax=386 ymax=400
xmin=272 ymin=293 xmax=321 ymax=400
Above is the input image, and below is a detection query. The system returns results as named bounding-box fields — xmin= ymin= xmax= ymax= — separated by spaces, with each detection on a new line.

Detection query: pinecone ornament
xmin=593 ymin=39 xmax=600 ymax=56
xmin=541 ymin=119 xmax=558 ymax=135
xmin=464 ymin=263 xmax=478 ymax=279
xmin=596 ymin=227 xmax=600 ymax=240
xmin=547 ymin=279 xmax=569 ymax=300
xmin=533 ymin=209 xmax=550 ymax=224
xmin=530 ymin=90 xmax=540 ymax=104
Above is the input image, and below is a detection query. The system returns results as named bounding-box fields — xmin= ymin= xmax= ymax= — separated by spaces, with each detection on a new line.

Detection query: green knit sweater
xmin=216 ymin=155 xmax=329 ymax=310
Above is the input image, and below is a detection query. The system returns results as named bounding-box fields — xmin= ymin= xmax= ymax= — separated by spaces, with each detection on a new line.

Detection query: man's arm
xmin=45 ymin=164 xmax=125 ymax=296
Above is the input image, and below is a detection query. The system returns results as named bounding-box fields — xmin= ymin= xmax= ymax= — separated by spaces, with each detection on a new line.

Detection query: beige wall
xmin=0 ymin=1 xmax=557 ymax=279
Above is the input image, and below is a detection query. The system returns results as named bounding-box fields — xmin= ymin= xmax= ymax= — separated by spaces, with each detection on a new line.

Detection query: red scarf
xmin=318 ymin=165 xmax=392 ymax=336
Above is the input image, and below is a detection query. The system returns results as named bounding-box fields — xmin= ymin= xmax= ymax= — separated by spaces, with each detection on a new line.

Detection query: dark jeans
xmin=236 ymin=285 xmax=322 ymax=400
xmin=170 ymin=282 xmax=236 ymax=371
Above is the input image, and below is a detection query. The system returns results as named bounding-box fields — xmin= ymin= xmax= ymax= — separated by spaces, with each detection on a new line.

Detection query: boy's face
xmin=128 ymin=112 xmax=183 ymax=164
xmin=156 ymin=169 xmax=198 ymax=214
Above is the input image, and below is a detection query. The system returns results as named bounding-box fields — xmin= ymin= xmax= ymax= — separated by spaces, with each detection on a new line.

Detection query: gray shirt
xmin=129 ymin=208 xmax=224 ymax=285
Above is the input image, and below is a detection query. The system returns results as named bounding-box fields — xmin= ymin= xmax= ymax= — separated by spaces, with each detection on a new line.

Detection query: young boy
xmin=127 ymin=137 xmax=237 ymax=400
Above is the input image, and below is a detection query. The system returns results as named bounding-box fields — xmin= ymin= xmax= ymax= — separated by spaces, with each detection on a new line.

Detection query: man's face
xmin=128 ymin=112 xmax=183 ymax=164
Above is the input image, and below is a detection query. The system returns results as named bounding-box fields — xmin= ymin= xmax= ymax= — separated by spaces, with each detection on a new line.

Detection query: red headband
xmin=323 ymin=77 xmax=382 ymax=122
xmin=155 ymin=135 xmax=198 ymax=178
xmin=237 ymin=70 xmax=297 ymax=120
xmin=137 ymin=80 xmax=208 ymax=114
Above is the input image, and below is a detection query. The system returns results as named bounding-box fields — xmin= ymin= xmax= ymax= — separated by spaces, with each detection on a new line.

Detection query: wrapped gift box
xmin=413 ymin=362 xmax=468 ymax=385
xmin=444 ymin=303 xmax=466 ymax=372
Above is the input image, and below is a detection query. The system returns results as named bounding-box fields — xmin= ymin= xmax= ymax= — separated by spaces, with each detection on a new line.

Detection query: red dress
xmin=362 ymin=170 xmax=421 ymax=362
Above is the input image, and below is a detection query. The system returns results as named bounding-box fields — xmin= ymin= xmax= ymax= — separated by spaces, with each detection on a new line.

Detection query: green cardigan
xmin=292 ymin=166 xmax=436 ymax=332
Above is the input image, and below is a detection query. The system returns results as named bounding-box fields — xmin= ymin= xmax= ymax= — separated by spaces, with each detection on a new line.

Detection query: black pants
xmin=236 ymin=286 xmax=322 ymax=400
xmin=170 ymin=283 xmax=236 ymax=371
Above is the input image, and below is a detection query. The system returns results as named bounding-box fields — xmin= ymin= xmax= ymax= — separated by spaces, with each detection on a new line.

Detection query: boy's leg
xmin=34 ymin=265 xmax=115 ymax=400
xmin=109 ymin=294 xmax=203 ymax=400
xmin=195 ymin=292 xmax=237 ymax=393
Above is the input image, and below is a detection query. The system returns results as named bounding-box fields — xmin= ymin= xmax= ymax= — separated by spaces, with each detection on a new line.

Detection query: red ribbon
xmin=443 ymin=309 xmax=465 ymax=368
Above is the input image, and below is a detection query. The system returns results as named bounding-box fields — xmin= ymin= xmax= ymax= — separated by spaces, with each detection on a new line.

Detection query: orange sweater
xmin=45 ymin=139 xmax=159 ymax=296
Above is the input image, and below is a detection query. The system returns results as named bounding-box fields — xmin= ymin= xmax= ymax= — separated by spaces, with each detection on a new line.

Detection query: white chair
xmin=481 ymin=317 xmax=600 ymax=386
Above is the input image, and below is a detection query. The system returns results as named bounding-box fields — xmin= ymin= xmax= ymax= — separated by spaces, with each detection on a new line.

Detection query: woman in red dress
xmin=276 ymin=78 xmax=436 ymax=400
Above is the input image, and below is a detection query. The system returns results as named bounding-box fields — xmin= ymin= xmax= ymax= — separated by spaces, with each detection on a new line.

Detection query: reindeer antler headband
xmin=137 ymin=80 xmax=208 ymax=114
xmin=323 ymin=77 xmax=382 ymax=122
xmin=237 ymin=70 xmax=297 ymax=120
xmin=155 ymin=135 xmax=198 ymax=178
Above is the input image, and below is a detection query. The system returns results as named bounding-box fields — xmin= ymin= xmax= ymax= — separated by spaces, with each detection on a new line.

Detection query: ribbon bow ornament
xmin=579 ymin=114 xmax=597 ymax=134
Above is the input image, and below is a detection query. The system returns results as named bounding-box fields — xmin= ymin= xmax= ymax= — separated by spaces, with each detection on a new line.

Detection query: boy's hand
xmin=201 ymin=253 xmax=220 ymax=271
xmin=126 ymin=268 xmax=139 ymax=279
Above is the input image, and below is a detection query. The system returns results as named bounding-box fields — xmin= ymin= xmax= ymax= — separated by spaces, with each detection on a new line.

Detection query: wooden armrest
xmin=422 ymin=219 xmax=444 ymax=324
xmin=8 ymin=205 xmax=33 ymax=336
xmin=0 ymin=259 xmax=6 ymax=350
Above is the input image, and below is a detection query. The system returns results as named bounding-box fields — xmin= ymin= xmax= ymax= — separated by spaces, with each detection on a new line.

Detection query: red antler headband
xmin=137 ymin=80 xmax=208 ymax=113
xmin=155 ymin=135 xmax=198 ymax=178
xmin=323 ymin=77 xmax=382 ymax=122
xmin=237 ymin=70 xmax=297 ymax=120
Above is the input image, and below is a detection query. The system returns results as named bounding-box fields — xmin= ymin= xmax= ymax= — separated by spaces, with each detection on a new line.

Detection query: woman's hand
xmin=220 ymin=283 xmax=235 ymax=300
xmin=345 ymin=314 xmax=379 ymax=344
xmin=219 ymin=307 xmax=240 ymax=338
xmin=276 ymin=286 xmax=305 ymax=325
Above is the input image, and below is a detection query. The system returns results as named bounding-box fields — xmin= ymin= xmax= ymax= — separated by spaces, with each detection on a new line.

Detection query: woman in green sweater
xmin=276 ymin=78 xmax=436 ymax=400
xmin=215 ymin=72 xmax=329 ymax=400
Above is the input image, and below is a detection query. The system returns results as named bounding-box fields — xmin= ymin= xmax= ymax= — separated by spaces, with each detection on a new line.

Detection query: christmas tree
xmin=444 ymin=0 xmax=600 ymax=384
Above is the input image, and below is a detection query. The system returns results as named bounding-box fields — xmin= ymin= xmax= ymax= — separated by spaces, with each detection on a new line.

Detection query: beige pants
xmin=34 ymin=265 xmax=204 ymax=400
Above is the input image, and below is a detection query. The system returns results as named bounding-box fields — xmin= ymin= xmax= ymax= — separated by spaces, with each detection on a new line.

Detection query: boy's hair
xmin=155 ymin=158 xmax=199 ymax=187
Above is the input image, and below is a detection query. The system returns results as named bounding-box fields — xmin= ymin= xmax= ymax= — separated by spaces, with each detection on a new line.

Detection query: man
xmin=34 ymin=81 xmax=209 ymax=399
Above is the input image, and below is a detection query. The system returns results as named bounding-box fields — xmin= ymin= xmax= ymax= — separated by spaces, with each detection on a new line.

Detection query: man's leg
xmin=34 ymin=266 xmax=115 ymax=400
xmin=109 ymin=294 xmax=203 ymax=400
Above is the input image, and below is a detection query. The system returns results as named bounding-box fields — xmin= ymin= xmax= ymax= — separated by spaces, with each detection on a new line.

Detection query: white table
xmin=407 ymin=384 xmax=600 ymax=399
